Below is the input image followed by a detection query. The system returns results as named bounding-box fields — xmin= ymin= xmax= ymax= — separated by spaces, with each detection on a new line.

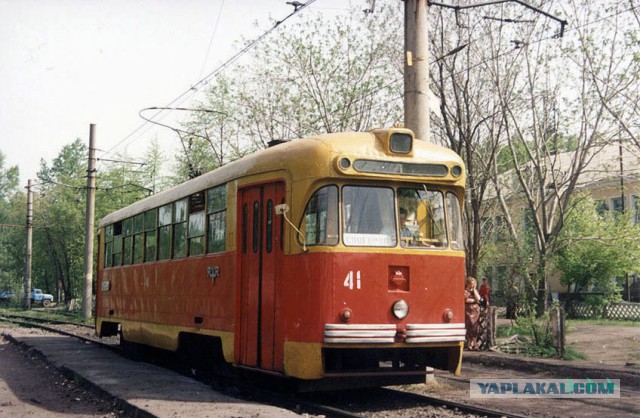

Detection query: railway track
xmin=1 ymin=311 xmax=637 ymax=418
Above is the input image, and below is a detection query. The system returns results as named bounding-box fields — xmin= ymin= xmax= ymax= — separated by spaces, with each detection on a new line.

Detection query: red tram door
xmin=237 ymin=182 xmax=285 ymax=372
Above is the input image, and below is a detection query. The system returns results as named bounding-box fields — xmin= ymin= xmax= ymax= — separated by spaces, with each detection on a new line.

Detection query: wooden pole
xmin=24 ymin=179 xmax=33 ymax=311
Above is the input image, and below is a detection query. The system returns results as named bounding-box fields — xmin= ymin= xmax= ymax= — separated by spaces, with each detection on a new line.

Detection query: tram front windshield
xmin=301 ymin=184 xmax=463 ymax=249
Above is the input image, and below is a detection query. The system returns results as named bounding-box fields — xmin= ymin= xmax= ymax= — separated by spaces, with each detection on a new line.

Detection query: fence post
xmin=488 ymin=306 xmax=497 ymax=348
xmin=551 ymin=306 xmax=565 ymax=358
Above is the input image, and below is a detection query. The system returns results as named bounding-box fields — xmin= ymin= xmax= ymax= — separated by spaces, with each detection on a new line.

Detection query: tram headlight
xmin=443 ymin=309 xmax=454 ymax=322
xmin=392 ymin=299 xmax=409 ymax=319
xmin=340 ymin=308 xmax=352 ymax=323
xmin=451 ymin=165 xmax=463 ymax=178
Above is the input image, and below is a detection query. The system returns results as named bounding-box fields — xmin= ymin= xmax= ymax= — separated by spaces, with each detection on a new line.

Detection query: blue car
xmin=0 ymin=290 xmax=15 ymax=302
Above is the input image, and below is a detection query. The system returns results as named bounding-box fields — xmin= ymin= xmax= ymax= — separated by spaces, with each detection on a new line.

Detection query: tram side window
xmin=173 ymin=198 xmax=188 ymax=258
xmin=104 ymin=225 xmax=113 ymax=268
xmin=397 ymin=188 xmax=447 ymax=248
xmin=133 ymin=213 xmax=144 ymax=264
xmin=446 ymin=192 xmax=464 ymax=250
xmin=188 ymin=191 xmax=205 ymax=256
xmin=300 ymin=185 xmax=338 ymax=246
xmin=145 ymin=209 xmax=157 ymax=262
xmin=122 ymin=218 xmax=133 ymax=265
xmin=342 ymin=186 xmax=396 ymax=247
xmin=207 ymin=185 xmax=227 ymax=253
xmin=112 ymin=221 xmax=123 ymax=266
xmin=158 ymin=203 xmax=172 ymax=261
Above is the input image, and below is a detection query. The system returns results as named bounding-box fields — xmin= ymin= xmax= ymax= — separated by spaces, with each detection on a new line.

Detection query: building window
xmin=610 ymin=196 xmax=625 ymax=214
xmin=632 ymin=195 xmax=640 ymax=224
xmin=595 ymin=199 xmax=609 ymax=216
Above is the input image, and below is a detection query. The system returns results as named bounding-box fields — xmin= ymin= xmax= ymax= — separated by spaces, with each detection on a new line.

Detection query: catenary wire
xmin=101 ymin=0 xmax=317 ymax=160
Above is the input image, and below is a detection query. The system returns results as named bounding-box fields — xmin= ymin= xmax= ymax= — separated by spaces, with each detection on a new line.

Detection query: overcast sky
xmin=0 ymin=0 xmax=355 ymax=186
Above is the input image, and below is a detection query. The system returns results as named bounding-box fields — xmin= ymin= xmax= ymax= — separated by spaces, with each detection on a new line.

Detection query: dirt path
xmin=0 ymin=321 xmax=637 ymax=417
xmin=0 ymin=334 xmax=124 ymax=417
xmin=566 ymin=323 xmax=640 ymax=366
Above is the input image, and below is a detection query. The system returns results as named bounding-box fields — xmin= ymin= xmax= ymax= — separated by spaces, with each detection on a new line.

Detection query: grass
xmin=496 ymin=322 xmax=533 ymax=338
xmin=562 ymin=347 xmax=587 ymax=361
xmin=495 ymin=317 xmax=595 ymax=361
xmin=566 ymin=318 xmax=640 ymax=328
xmin=497 ymin=317 xmax=639 ymax=339
xmin=0 ymin=306 xmax=92 ymax=325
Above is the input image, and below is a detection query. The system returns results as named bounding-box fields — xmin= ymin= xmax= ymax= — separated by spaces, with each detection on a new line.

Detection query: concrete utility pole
xmin=403 ymin=0 xmax=567 ymax=143
xmin=82 ymin=124 xmax=97 ymax=319
xmin=24 ymin=179 xmax=33 ymax=311
xmin=404 ymin=0 xmax=430 ymax=142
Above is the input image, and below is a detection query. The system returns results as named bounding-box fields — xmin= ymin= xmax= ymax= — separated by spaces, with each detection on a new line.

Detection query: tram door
xmin=237 ymin=182 xmax=285 ymax=372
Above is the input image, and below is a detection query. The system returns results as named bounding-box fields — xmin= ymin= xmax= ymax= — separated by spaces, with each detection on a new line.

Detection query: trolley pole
xmin=82 ymin=124 xmax=97 ymax=319
xmin=24 ymin=179 xmax=33 ymax=311
xmin=404 ymin=0 xmax=430 ymax=142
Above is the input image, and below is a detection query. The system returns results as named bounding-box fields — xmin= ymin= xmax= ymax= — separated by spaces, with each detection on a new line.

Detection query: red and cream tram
xmin=95 ymin=127 xmax=466 ymax=389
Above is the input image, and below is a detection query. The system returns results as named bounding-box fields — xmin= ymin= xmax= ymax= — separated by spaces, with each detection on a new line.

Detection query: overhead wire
xmin=321 ymin=1 xmax=639 ymax=125
xmin=102 ymin=1 xmax=638 ymax=165
xmin=101 ymin=0 xmax=318 ymax=160
xmin=198 ymin=0 xmax=226 ymax=79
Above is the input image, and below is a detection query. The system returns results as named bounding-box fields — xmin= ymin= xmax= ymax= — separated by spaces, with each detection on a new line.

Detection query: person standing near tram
xmin=464 ymin=276 xmax=481 ymax=350
xmin=479 ymin=277 xmax=490 ymax=309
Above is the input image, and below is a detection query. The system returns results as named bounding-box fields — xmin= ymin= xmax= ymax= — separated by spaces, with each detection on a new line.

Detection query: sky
xmin=0 ymin=0 xmax=357 ymax=186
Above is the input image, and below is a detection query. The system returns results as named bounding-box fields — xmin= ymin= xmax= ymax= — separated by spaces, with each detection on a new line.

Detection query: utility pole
xmin=82 ymin=124 xmax=97 ymax=319
xmin=24 ymin=179 xmax=33 ymax=311
xmin=403 ymin=0 xmax=567 ymax=143
xmin=404 ymin=0 xmax=430 ymax=142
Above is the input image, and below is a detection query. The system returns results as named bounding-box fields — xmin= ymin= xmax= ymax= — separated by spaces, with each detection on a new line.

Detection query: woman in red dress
xmin=464 ymin=277 xmax=481 ymax=350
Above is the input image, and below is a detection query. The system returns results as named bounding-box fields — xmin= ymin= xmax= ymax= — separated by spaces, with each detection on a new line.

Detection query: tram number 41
xmin=343 ymin=271 xmax=362 ymax=290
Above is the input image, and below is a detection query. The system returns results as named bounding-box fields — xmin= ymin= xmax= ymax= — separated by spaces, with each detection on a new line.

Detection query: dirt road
xmin=0 ymin=322 xmax=637 ymax=417
xmin=0 ymin=334 xmax=124 ymax=417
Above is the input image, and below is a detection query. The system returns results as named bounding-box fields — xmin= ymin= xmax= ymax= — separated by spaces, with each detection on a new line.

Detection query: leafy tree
xmin=572 ymin=0 xmax=640 ymax=150
xmin=142 ymin=137 xmax=171 ymax=194
xmin=33 ymin=139 xmax=89 ymax=302
xmin=555 ymin=195 xmax=640 ymax=313
xmin=485 ymin=0 xmax=630 ymax=316
xmin=0 ymin=150 xmax=22 ymax=293
xmin=0 ymin=150 xmax=19 ymax=201
xmin=430 ymin=7 xmax=513 ymax=278
xmin=96 ymin=151 xmax=156 ymax=217
xmin=176 ymin=3 xmax=404 ymax=178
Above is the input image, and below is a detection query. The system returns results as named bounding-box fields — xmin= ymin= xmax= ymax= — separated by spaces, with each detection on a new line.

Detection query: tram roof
xmin=99 ymin=129 xmax=464 ymax=227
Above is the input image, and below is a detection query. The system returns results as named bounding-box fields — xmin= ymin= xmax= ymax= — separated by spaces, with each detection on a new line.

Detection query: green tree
xmin=177 ymin=3 xmax=403 ymax=176
xmin=556 ymin=195 xmax=640 ymax=313
xmin=34 ymin=139 xmax=89 ymax=302
xmin=0 ymin=150 xmax=22 ymax=293
xmin=0 ymin=150 xmax=19 ymax=201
